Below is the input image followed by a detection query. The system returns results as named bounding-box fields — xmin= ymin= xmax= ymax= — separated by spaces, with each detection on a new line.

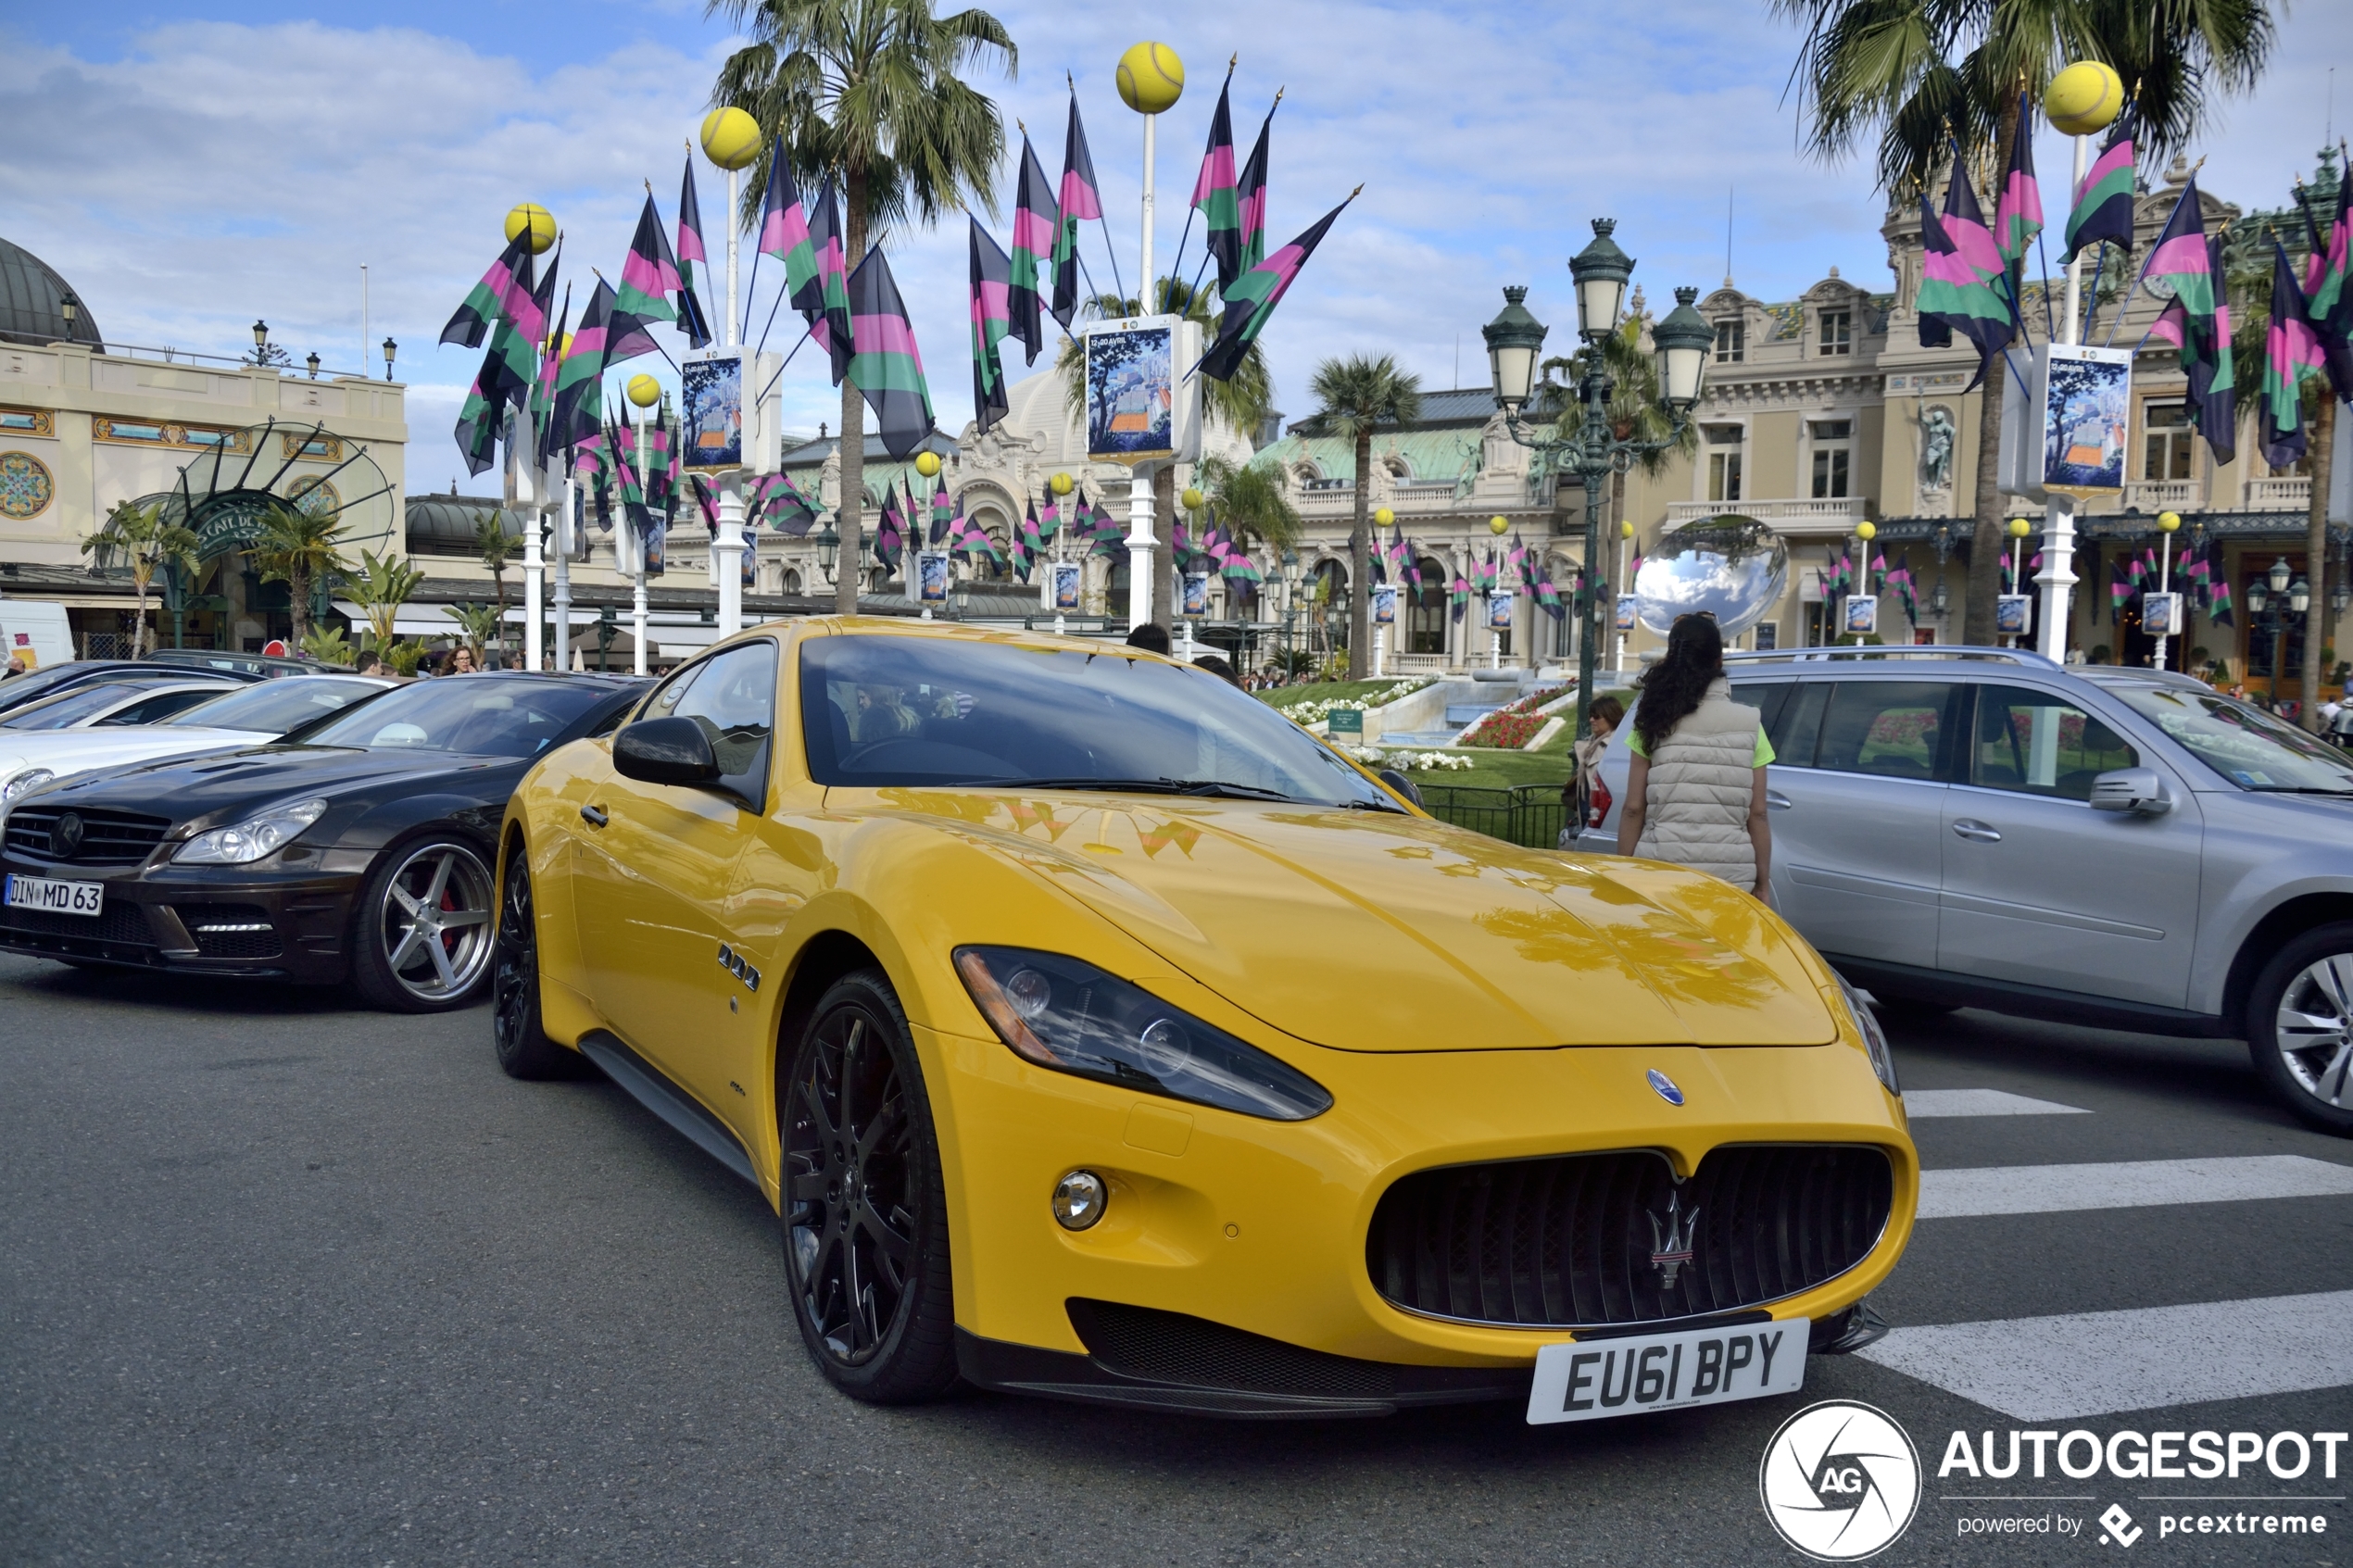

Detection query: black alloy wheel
xmin=779 ymin=969 xmax=957 ymax=1402
xmin=491 ymin=844 xmax=577 ymax=1080
xmin=2248 ymin=922 xmax=2353 ymax=1136
xmin=351 ymin=835 xmax=497 ymax=1012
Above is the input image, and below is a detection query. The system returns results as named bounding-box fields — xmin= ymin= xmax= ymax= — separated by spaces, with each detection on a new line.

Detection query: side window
xmin=1969 ymin=684 xmax=2137 ymax=800
xmin=1730 ymin=681 xmax=1793 ymax=741
xmin=1815 ymin=682 xmax=1957 ymax=781
xmin=1769 ymin=681 xmax=1831 ymax=769
xmin=636 ymin=662 xmax=704 ymax=724
xmin=664 ymin=642 xmax=777 ymax=801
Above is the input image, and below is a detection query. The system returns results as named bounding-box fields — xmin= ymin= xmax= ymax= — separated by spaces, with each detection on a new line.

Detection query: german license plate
xmin=1526 ymin=1320 xmax=1806 ymax=1424
xmin=4 ymin=873 xmax=103 ymax=917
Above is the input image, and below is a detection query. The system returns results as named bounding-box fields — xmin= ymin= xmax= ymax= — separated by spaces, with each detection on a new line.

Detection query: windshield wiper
xmin=1000 ymin=776 xmax=1302 ymax=802
xmin=2246 ymin=784 xmax=2353 ymax=795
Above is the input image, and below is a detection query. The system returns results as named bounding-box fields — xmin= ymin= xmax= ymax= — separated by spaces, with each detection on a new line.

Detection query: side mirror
xmin=1378 ymin=767 xmax=1425 ymax=808
xmin=2090 ymin=767 xmax=2171 ymax=815
xmin=614 ymin=715 xmax=721 ymax=786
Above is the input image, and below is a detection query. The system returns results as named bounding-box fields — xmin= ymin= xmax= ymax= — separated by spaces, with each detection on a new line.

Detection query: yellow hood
xmin=878 ymin=790 xmax=1836 ymax=1053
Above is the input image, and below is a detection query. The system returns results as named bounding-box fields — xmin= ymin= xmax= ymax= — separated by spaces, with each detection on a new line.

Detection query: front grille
xmin=182 ymin=905 xmax=282 ymax=960
xmin=1367 ymin=1145 xmax=1894 ymax=1330
xmin=5 ymin=806 xmax=172 ymax=867
xmin=0 ymin=901 xmax=156 ymax=947
xmin=1065 ymin=1299 xmax=1396 ymax=1399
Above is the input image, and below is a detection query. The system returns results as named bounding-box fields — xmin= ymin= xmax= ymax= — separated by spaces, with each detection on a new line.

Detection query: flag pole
xmin=2103 ymin=160 xmax=2205 ymax=348
xmin=634 ymin=402 xmax=651 ymax=676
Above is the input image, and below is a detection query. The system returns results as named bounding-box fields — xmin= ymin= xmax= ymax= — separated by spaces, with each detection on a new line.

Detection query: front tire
xmin=490 ymin=843 xmax=578 ymax=1079
xmin=778 ymin=968 xmax=957 ymax=1403
xmin=350 ymin=835 xmax=497 ymax=1012
xmin=2247 ymin=922 xmax=2353 ymax=1136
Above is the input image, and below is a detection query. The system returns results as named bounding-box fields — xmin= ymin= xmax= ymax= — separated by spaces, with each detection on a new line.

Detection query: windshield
xmin=165 ymin=677 xmax=386 ymax=735
xmin=297 ymin=677 xmax=607 ymax=757
xmin=801 ymin=634 xmax=1394 ymax=809
xmin=2110 ymin=684 xmax=2353 ymax=792
xmin=1 ymin=680 xmax=187 ymax=732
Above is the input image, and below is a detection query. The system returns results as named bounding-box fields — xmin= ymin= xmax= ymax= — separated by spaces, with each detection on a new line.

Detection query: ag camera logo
xmin=1760 ymin=1399 xmax=1923 ymax=1561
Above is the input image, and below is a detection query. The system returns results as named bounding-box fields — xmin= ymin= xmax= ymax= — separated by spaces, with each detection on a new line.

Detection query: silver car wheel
xmin=2274 ymin=953 xmax=2353 ymax=1109
xmin=377 ymin=842 xmax=494 ymax=1003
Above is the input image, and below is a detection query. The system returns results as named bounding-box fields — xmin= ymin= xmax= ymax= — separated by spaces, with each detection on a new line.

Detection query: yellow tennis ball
xmin=1372 ymin=506 xmax=1394 ymax=527
xmin=1489 ymin=515 xmax=1509 ymax=535
xmin=505 ymin=204 xmax=556 ymax=255
xmin=914 ymin=450 xmax=941 ymax=478
xmin=1618 ymin=520 xmax=1635 ymax=539
xmin=2008 ymin=516 xmax=2033 ymax=539
xmin=1856 ymin=520 xmax=1877 ymax=542
xmin=2046 ymin=61 xmax=2123 ymax=136
xmin=699 ymin=107 xmax=763 ymax=170
xmin=1115 ymin=43 xmax=1185 ymax=115
xmin=1181 ymin=487 xmax=1205 ymax=511
xmin=626 ymin=373 xmax=662 ymax=409
xmin=2158 ymin=510 xmax=2182 ymax=533
xmin=1050 ymin=470 xmax=1074 ymax=495
xmin=548 ymin=332 xmax=573 ymax=360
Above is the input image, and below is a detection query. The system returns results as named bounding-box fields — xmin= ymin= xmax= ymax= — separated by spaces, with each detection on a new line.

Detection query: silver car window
xmin=2108 ymin=684 xmax=2353 ymax=793
xmin=1968 ymin=684 xmax=2138 ymax=800
xmin=1814 ymin=682 xmax=1958 ymax=781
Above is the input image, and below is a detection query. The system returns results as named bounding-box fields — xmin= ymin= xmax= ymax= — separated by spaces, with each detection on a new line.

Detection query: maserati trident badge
xmin=1648 ymin=1190 xmax=1700 ymax=1289
xmin=1646 ymin=1068 xmax=1684 ymax=1107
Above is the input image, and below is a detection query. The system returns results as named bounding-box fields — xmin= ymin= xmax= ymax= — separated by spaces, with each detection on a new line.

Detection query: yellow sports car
xmin=494 ymin=620 xmax=1916 ymax=1420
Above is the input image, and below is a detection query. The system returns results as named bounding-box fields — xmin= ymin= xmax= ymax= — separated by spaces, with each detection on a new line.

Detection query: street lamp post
xmin=382 ymin=337 xmax=397 ymax=382
xmin=1482 ymin=221 xmax=1709 ymax=741
xmin=1281 ymin=548 xmax=1301 ymax=678
xmin=2245 ymin=557 xmax=2309 ymax=711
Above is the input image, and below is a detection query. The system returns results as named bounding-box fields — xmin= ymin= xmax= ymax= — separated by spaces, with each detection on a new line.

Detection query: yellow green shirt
xmin=1626 ymin=728 xmax=1776 ymax=767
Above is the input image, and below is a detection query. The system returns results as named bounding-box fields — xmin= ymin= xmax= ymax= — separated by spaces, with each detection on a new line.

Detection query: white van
xmin=0 ymin=600 xmax=74 ymax=672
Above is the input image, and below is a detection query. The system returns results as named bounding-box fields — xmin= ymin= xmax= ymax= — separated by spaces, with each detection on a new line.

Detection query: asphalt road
xmin=5 ymin=953 xmax=2349 ymax=1568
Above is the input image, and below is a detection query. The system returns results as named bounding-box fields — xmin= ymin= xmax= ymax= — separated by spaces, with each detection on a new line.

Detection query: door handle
xmin=1950 ymin=819 xmax=2001 ymax=843
xmin=1766 ymin=790 xmax=1793 ymax=810
xmin=580 ymin=804 xmax=609 ymax=828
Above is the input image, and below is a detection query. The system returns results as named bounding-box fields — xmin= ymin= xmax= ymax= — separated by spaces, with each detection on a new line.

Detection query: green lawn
xmin=1254 ymin=678 xmax=1428 ymax=714
xmin=1404 ymin=736 xmax=1576 ymax=795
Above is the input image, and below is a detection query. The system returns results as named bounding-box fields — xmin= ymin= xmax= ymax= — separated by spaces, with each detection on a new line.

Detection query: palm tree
xmin=346 ymin=547 xmax=424 ymax=656
xmin=299 ymin=623 xmax=355 ymax=667
xmin=1772 ymin=0 xmax=2274 ymax=645
xmin=1544 ymin=307 xmax=1700 ymax=560
xmin=247 ymin=503 xmax=349 ymax=645
xmin=474 ymin=511 xmax=516 ymax=660
xmin=1193 ymin=454 xmax=1301 ymax=555
xmin=709 ymin=0 xmax=1017 ymax=616
xmin=1305 ymin=355 xmax=1422 ymax=678
xmin=81 ymin=499 xmax=199 ymax=658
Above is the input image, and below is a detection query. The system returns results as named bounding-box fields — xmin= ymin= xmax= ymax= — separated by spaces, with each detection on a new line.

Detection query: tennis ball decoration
xmin=699 ymin=107 xmax=763 ymax=170
xmin=1619 ymin=519 xmax=1636 ymax=539
xmin=1856 ymin=520 xmax=1877 ymax=543
xmin=2158 ymin=510 xmax=2182 ymax=533
xmin=914 ymin=450 xmax=942 ymax=478
xmin=2046 ymin=61 xmax=2124 ymax=136
xmin=1050 ymin=471 xmax=1074 ymax=495
xmin=626 ymin=373 xmax=662 ymax=409
xmin=2008 ymin=516 xmax=2033 ymax=539
xmin=1373 ymin=507 xmax=1394 ymax=527
xmin=1181 ymin=487 xmax=1205 ymax=511
xmin=548 ymin=332 xmax=573 ymax=361
xmin=1116 ymin=43 xmax=1185 ymax=115
xmin=505 ymin=204 xmax=556 ymax=255
xmin=1489 ymin=515 xmax=1509 ymax=535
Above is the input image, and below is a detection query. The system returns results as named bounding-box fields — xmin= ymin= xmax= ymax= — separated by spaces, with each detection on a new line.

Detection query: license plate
xmin=1527 ymin=1320 xmax=1806 ymax=1424
xmin=4 ymin=873 xmax=104 ymax=917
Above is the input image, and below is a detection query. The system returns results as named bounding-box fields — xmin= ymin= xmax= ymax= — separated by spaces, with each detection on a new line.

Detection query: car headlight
xmin=1837 ymin=978 xmax=1900 ymax=1098
xmin=1 ymin=768 xmax=54 ymax=802
xmin=172 ymin=797 xmax=329 ymax=866
xmin=953 ymin=946 xmax=1334 ymax=1121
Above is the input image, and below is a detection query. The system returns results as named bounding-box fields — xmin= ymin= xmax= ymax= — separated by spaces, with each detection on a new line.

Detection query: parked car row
xmin=1577 ymin=645 xmax=2353 ymax=1135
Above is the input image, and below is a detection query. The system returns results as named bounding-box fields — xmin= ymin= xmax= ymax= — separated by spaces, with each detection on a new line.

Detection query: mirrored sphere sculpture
xmin=1630 ymin=517 xmax=1789 ymax=638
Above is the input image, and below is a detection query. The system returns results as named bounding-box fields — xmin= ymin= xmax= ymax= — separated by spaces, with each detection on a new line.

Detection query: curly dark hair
xmin=1633 ymin=615 xmax=1725 ymax=755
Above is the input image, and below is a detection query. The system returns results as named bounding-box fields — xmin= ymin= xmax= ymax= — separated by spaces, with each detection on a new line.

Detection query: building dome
xmin=0 ymin=237 xmax=105 ymax=350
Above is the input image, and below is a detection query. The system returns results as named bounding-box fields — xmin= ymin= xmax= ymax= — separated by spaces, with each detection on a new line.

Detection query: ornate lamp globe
xmin=382 ymin=337 xmax=397 ymax=379
xmin=252 ymin=320 xmax=270 ymax=351
xmin=2334 ymin=577 xmax=2351 ymax=617
xmin=1567 ymin=219 xmax=1634 ymax=343
xmin=2246 ymin=577 xmax=2269 ymax=615
xmin=2291 ymin=577 xmax=2311 ymax=615
xmin=1651 ymin=286 xmax=1713 ymax=410
xmin=817 ymin=523 xmax=840 ymax=573
xmin=1481 ymin=286 xmax=1548 ymax=414
xmin=1931 ymin=577 xmax=1950 ymax=614
xmin=2270 ymin=556 xmax=2294 ymax=595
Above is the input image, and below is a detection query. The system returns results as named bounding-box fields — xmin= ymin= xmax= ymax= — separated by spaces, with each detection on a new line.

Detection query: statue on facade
xmin=1919 ymin=405 xmax=1956 ymax=490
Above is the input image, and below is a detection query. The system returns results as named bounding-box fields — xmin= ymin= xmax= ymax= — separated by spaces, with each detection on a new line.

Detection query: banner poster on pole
xmin=681 ymin=350 xmax=744 ymax=471
xmin=1994 ymin=594 xmax=2032 ymax=636
xmin=1614 ymin=594 xmax=1638 ymax=633
xmin=1182 ymin=571 xmax=1211 ymax=620
xmin=1487 ymin=591 xmax=1515 ymax=631
xmin=1373 ymin=584 xmax=1397 ymax=625
xmin=1051 ymin=563 xmax=1082 ymax=612
xmin=2143 ymin=591 xmax=2183 ymax=638
xmin=917 ymin=552 xmax=950 ymax=606
xmin=2040 ymin=343 xmax=2132 ymax=496
xmin=1082 ymin=316 xmax=1202 ymax=465
xmin=1843 ymin=594 xmax=1879 ymax=637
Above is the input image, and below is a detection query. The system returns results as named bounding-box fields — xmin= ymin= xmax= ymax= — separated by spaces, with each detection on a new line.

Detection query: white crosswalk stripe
xmin=1906 ymin=1089 xmax=2090 ymax=1118
xmin=1858 ymin=1290 xmax=2353 ymax=1422
xmin=1919 ymin=1155 xmax=2353 ymax=1219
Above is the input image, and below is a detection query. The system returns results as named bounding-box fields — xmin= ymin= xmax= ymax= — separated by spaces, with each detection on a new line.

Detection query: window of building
xmin=2143 ymin=402 xmax=2196 ymax=482
xmin=1714 ymin=320 xmax=1745 ymax=363
xmin=1810 ymin=419 xmax=1853 ymax=499
xmin=1818 ymin=309 xmax=1853 ymax=356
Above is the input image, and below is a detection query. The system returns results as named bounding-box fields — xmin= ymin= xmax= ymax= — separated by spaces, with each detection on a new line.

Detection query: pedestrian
xmin=449 ymin=646 xmax=479 ymax=674
xmin=1613 ymin=613 xmax=1773 ymax=901
xmin=1192 ymin=653 xmax=1242 ymax=687
xmin=353 ymin=651 xmax=384 ymax=676
xmin=1558 ymin=693 xmax=1625 ymax=847
xmin=3 ymin=654 xmax=24 ymax=680
xmin=1126 ymin=622 xmax=1173 ymax=656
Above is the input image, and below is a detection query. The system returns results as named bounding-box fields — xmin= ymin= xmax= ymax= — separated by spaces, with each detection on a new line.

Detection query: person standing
xmin=1614 ymin=615 xmax=1773 ymax=899
xmin=1559 ymin=693 xmax=1625 ymax=847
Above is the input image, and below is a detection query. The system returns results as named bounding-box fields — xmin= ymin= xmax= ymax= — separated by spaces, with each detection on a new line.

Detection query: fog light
xmin=1051 ymin=1169 xmax=1107 ymax=1231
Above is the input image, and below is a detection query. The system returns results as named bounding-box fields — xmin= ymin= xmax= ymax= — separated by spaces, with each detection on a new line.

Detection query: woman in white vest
xmin=1613 ymin=613 xmax=1774 ymax=899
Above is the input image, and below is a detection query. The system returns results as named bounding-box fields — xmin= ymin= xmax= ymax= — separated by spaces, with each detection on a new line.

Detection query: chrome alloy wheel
xmin=2274 ymin=953 xmax=2353 ymax=1109
xmin=377 ymin=841 xmax=494 ymax=1003
xmin=784 ymin=1006 xmax=917 ymax=1366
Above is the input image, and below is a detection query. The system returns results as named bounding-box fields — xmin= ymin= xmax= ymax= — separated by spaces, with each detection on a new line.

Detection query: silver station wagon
xmin=1578 ymin=646 xmax=2353 ymax=1135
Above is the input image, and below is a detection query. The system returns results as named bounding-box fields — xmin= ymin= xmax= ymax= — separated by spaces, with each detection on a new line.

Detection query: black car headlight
xmin=1837 ymin=978 xmax=1900 ymax=1098
xmin=953 ymin=946 xmax=1333 ymax=1122
xmin=172 ymin=797 xmax=328 ymax=866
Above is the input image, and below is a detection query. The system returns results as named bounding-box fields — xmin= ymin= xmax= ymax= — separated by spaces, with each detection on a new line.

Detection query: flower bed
xmin=1461 ymin=684 xmax=1567 ymax=748
xmin=1277 ymin=677 xmax=1433 ymax=726
xmin=1339 ymin=745 xmax=1476 ymax=771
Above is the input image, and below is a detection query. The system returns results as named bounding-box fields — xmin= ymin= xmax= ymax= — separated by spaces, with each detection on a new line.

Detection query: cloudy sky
xmin=5 ymin=0 xmax=2348 ymax=493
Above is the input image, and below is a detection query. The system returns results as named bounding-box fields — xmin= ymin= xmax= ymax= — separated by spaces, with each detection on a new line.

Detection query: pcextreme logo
xmin=1760 ymin=1399 xmax=1924 ymax=1561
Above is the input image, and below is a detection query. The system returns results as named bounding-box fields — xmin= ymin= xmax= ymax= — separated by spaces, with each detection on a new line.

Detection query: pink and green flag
xmin=1051 ymin=93 xmax=1101 ymax=331
xmin=968 ymin=217 xmax=1013 ymax=433
xmin=440 ymin=231 xmax=540 ymax=349
xmin=1191 ymin=73 xmax=1242 ymax=292
xmin=552 ymin=278 xmax=615 ymax=454
xmin=2142 ymin=182 xmax=2234 ymax=462
xmin=1009 ymin=133 xmax=1057 ymax=366
xmin=1199 ymin=193 xmax=1354 ymax=383
xmin=846 ymin=246 xmax=935 ymax=461
xmin=614 ymin=192 xmax=681 ymax=332
xmin=746 ymin=470 xmax=820 ymax=536
xmin=929 ymin=477 xmax=954 ymax=546
xmin=2261 ymin=239 xmax=2322 ymax=470
xmin=1994 ymin=96 xmax=2043 ymax=266
xmin=2062 ymin=109 xmax=2137 ymax=264
xmin=1915 ymin=164 xmax=2012 ymax=391
xmin=757 ymin=141 xmax=826 ymax=351
xmin=812 ymin=181 xmax=853 ymax=386
xmin=2296 ymin=155 xmax=2353 ymax=399
xmin=1237 ymin=98 xmax=1277 ymax=277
